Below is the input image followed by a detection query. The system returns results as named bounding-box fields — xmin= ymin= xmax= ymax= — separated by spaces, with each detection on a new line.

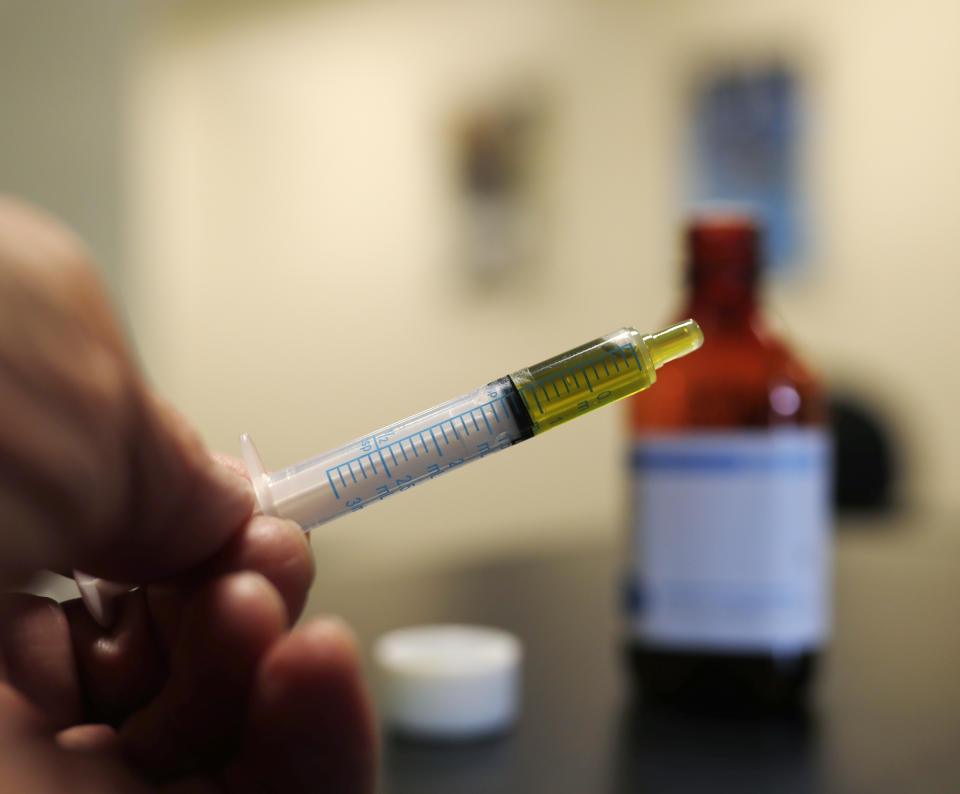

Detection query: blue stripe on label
xmin=631 ymin=447 xmax=824 ymax=472
xmin=624 ymin=576 xmax=808 ymax=615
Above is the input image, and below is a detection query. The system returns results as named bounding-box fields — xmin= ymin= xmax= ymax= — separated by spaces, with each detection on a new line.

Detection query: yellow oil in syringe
xmin=509 ymin=321 xmax=703 ymax=433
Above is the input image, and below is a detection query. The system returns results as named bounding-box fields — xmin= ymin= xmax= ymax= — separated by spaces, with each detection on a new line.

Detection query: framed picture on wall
xmin=685 ymin=64 xmax=805 ymax=273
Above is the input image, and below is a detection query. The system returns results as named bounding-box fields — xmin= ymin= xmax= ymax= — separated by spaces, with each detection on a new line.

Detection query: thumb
xmin=70 ymin=387 xmax=254 ymax=583
xmin=0 ymin=196 xmax=251 ymax=587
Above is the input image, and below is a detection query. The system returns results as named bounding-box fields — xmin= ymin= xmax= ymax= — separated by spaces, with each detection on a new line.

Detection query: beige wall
xmin=0 ymin=0 xmax=134 ymax=291
xmin=129 ymin=0 xmax=960 ymax=572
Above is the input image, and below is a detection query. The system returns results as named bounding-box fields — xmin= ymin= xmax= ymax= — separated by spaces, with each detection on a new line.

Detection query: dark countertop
xmin=305 ymin=514 xmax=960 ymax=793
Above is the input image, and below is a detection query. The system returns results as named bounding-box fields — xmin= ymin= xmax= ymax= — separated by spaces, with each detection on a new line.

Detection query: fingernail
xmin=312 ymin=615 xmax=358 ymax=650
xmin=214 ymin=461 xmax=256 ymax=501
xmin=73 ymin=571 xmax=131 ymax=628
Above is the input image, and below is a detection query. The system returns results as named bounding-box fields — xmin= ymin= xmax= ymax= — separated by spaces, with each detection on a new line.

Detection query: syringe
xmin=240 ymin=320 xmax=703 ymax=530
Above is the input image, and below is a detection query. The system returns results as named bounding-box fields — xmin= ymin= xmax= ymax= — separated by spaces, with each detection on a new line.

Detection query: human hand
xmin=0 ymin=506 xmax=376 ymax=793
xmin=0 ymin=198 xmax=376 ymax=791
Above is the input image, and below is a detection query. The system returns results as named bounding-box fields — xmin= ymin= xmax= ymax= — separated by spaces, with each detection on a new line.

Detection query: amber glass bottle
xmin=625 ymin=215 xmax=831 ymax=711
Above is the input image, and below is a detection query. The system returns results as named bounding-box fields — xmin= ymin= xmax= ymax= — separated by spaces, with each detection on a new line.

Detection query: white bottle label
xmin=627 ymin=429 xmax=831 ymax=653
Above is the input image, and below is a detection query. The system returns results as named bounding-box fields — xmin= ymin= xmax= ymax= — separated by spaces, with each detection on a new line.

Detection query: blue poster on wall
xmin=687 ymin=66 xmax=804 ymax=273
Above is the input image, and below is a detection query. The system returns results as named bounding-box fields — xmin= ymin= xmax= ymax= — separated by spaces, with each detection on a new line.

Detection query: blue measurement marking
xmin=524 ymin=384 xmax=544 ymax=411
xmin=520 ymin=343 xmax=641 ymax=411
xmin=323 ymin=394 xmax=516 ymax=500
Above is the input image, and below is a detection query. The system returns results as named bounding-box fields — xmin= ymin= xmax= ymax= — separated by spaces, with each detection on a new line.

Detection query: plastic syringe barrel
xmin=241 ymin=377 xmax=533 ymax=530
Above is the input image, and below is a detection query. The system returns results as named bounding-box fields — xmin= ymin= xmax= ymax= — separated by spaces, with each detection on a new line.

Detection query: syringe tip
xmin=643 ymin=319 xmax=704 ymax=369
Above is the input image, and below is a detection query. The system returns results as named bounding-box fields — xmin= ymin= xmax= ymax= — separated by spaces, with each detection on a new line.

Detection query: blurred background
xmin=2 ymin=0 xmax=957 ymax=573
xmin=6 ymin=2 xmax=960 ymax=790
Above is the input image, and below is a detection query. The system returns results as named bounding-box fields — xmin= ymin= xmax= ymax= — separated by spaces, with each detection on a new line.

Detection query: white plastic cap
xmin=373 ymin=624 xmax=522 ymax=740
